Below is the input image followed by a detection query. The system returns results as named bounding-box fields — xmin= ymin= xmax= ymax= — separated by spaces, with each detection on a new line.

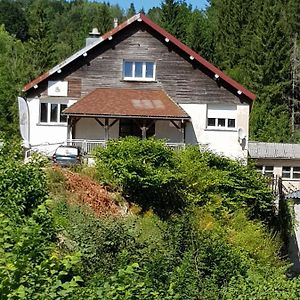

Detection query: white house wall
xmin=27 ymin=97 xmax=76 ymax=146
xmin=254 ymin=158 xmax=300 ymax=191
xmin=75 ymin=118 xmax=119 ymax=140
xmin=155 ymin=120 xmax=182 ymax=143
xmin=180 ymin=103 xmax=249 ymax=160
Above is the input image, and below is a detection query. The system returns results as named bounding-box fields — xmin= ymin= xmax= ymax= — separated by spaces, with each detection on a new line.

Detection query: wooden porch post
xmin=67 ymin=116 xmax=72 ymax=141
xmin=181 ymin=120 xmax=186 ymax=144
xmin=104 ymin=118 xmax=109 ymax=141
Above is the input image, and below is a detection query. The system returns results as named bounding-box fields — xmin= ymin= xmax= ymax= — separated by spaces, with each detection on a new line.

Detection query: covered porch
xmin=64 ymin=88 xmax=190 ymax=153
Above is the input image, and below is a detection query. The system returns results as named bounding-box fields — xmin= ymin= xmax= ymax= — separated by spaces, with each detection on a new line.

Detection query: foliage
xmin=177 ymin=146 xmax=275 ymax=222
xmin=94 ymin=137 xmax=185 ymax=217
xmin=0 ymin=141 xmax=47 ymax=221
xmin=0 ymin=142 xmax=82 ymax=299
xmin=95 ymin=139 xmax=275 ymax=223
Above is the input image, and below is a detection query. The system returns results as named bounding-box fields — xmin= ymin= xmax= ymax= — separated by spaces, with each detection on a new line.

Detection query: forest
xmin=0 ymin=0 xmax=300 ymax=142
xmin=1 ymin=0 xmax=300 ymax=298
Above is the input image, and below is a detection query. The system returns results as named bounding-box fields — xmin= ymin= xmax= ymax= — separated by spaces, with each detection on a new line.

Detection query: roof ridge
xmin=23 ymin=12 xmax=256 ymax=102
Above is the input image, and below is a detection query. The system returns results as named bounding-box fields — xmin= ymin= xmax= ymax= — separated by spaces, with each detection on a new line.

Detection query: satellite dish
xmin=238 ymin=128 xmax=246 ymax=144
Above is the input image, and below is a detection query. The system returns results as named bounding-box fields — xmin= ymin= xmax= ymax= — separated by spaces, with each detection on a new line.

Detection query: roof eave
xmin=23 ymin=13 xmax=256 ymax=102
xmin=63 ymin=112 xmax=190 ymax=120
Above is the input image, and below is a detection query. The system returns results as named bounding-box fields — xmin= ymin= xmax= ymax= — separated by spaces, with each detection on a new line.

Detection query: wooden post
xmin=181 ymin=120 xmax=186 ymax=144
xmin=67 ymin=116 xmax=72 ymax=141
xmin=104 ymin=118 xmax=109 ymax=141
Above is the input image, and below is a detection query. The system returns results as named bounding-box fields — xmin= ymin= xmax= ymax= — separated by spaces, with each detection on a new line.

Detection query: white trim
xmin=123 ymin=60 xmax=156 ymax=81
xmin=40 ymin=101 xmax=68 ymax=125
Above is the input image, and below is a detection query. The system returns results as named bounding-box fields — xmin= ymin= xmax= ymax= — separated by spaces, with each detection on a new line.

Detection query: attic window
xmin=123 ymin=60 xmax=155 ymax=81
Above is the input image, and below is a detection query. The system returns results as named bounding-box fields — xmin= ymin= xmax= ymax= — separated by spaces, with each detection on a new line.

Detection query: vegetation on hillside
xmin=0 ymin=138 xmax=300 ymax=298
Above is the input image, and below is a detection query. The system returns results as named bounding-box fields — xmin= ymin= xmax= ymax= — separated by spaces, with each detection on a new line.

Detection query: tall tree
xmin=127 ymin=3 xmax=136 ymax=18
xmin=0 ymin=0 xmax=28 ymax=41
xmin=160 ymin=0 xmax=191 ymax=42
xmin=0 ymin=26 xmax=30 ymax=137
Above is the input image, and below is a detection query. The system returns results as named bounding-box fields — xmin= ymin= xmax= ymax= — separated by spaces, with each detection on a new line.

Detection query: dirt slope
xmin=63 ymin=170 xmax=126 ymax=217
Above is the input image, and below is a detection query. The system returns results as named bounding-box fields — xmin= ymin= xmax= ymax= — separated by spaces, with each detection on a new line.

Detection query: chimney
xmin=86 ymin=28 xmax=100 ymax=46
xmin=113 ymin=18 xmax=118 ymax=28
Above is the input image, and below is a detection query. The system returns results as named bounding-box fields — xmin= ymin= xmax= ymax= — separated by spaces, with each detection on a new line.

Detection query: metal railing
xmin=66 ymin=139 xmax=185 ymax=154
xmin=66 ymin=139 xmax=106 ymax=154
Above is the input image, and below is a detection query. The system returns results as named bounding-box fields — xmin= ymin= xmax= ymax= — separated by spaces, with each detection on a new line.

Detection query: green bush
xmin=0 ymin=142 xmax=47 ymax=221
xmin=177 ymin=146 xmax=275 ymax=222
xmin=94 ymin=137 xmax=185 ymax=217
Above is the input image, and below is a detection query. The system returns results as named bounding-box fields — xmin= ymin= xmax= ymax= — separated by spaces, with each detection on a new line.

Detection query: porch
xmin=63 ymin=87 xmax=190 ymax=153
xmin=66 ymin=139 xmax=186 ymax=154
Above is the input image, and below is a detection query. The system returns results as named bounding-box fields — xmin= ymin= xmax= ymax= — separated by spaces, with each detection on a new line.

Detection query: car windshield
xmin=55 ymin=147 xmax=78 ymax=156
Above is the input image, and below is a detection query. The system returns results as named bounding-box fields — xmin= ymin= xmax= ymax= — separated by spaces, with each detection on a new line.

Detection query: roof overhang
xmin=64 ymin=88 xmax=190 ymax=120
xmin=22 ymin=13 xmax=256 ymax=102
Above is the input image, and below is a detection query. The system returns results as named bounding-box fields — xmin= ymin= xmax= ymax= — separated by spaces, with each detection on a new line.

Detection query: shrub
xmin=177 ymin=146 xmax=275 ymax=223
xmin=94 ymin=137 xmax=185 ymax=217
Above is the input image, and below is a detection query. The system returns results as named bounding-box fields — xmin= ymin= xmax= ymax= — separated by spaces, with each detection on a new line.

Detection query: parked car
xmin=52 ymin=145 xmax=83 ymax=167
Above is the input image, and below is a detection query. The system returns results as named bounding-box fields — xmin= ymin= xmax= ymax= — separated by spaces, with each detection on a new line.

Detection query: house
xmin=248 ymin=141 xmax=300 ymax=192
xmin=20 ymin=13 xmax=256 ymax=159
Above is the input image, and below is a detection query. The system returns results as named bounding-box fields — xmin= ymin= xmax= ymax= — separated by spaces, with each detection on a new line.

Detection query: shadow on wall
xmin=185 ymin=122 xmax=198 ymax=145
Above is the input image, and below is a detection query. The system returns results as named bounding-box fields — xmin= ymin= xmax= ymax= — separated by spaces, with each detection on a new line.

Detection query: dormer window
xmin=123 ymin=60 xmax=155 ymax=81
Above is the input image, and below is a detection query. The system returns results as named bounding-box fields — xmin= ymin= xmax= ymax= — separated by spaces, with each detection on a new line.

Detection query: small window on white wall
xmin=40 ymin=102 xmax=68 ymax=124
xmin=207 ymin=104 xmax=237 ymax=129
xmin=256 ymin=165 xmax=274 ymax=178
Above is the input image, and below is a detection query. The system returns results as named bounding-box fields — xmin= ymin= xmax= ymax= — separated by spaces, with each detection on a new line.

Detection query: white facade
xmin=27 ymin=96 xmax=76 ymax=155
xmin=26 ymin=94 xmax=250 ymax=161
xmin=180 ymin=103 xmax=249 ymax=160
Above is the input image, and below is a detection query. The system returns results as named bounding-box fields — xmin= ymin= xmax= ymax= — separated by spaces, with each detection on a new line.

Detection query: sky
xmin=107 ymin=0 xmax=208 ymax=13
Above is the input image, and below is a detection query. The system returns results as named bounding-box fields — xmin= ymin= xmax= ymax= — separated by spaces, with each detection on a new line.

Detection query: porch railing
xmin=66 ymin=139 xmax=106 ymax=154
xmin=66 ymin=139 xmax=185 ymax=154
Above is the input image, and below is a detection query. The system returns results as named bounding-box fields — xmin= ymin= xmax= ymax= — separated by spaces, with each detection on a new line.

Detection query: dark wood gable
xmin=24 ymin=14 xmax=254 ymax=107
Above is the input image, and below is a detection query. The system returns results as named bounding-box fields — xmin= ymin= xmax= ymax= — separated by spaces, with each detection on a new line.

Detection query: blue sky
xmin=107 ymin=0 xmax=208 ymax=13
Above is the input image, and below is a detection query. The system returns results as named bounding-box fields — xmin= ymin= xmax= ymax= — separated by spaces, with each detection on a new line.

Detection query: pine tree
xmin=127 ymin=3 xmax=136 ymax=18
xmin=160 ymin=0 xmax=191 ymax=41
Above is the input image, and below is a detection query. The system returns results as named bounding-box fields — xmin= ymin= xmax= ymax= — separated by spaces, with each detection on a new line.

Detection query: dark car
xmin=52 ymin=145 xmax=83 ymax=167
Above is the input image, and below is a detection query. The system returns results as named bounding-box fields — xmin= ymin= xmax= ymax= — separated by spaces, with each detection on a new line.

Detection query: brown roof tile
xmin=64 ymin=88 xmax=190 ymax=119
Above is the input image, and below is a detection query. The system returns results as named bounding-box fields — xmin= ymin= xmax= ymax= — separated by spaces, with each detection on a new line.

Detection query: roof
xmin=285 ymin=190 xmax=300 ymax=199
xmin=248 ymin=141 xmax=300 ymax=160
xmin=22 ymin=13 xmax=256 ymax=102
xmin=64 ymin=88 xmax=190 ymax=119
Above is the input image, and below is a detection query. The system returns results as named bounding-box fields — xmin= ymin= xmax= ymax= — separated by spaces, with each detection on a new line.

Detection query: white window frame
xmin=207 ymin=117 xmax=236 ymax=129
xmin=39 ymin=102 xmax=68 ymax=124
xmin=282 ymin=166 xmax=300 ymax=179
xmin=206 ymin=104 xmax=237 ymax=130
xmin=123 ymin=60 xmax=156 ymax=81
xmin=257 ymin=165 xmax=274 ymax=178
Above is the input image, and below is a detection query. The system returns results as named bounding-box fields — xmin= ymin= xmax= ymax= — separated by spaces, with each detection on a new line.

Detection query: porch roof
xmin=64 ymin=88 xmax=190 ymax=120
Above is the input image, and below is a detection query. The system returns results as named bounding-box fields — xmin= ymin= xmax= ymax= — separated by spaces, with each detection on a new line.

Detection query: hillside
xmin=1 ymin=138 xmax=300 ymax=299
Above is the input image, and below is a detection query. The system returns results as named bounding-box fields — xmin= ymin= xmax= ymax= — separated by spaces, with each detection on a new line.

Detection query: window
xmin=123 ymin=61 xmax=155 ymax=81
xmin=264 ymin=166 xmax=274 ymax=178
xmin=40 ymin=102 xmax=68 ymax=124
xmin=207 ymin=104 xmax=237 ymax=129
xmin=282 ymin=166 xmax=300 ymax=179
xmin=257 ymin=165 xmax=274 ymax=178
